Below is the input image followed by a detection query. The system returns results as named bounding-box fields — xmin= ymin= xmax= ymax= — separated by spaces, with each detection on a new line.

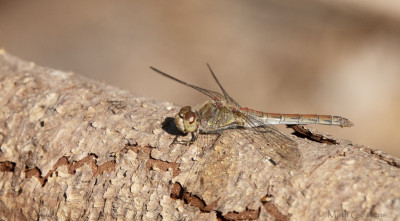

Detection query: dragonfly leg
xmin=189 ymin=132 xmax=198 ymax=145
xmin=170 ymin=135 xmax=190 ymax=147
xmin=170 ymin=135 xmax=180 ymax=147
xmin=169 ymin=131 xmax=200 ymax=147
xmin=186 ymin=127 xmax=200 ymax=146
xmin=211 ymin=132 xmax=223 ymax=148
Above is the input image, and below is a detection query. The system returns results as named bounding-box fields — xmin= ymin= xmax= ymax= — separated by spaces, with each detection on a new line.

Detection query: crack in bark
xmin=223 ymin=209 xmax=260 ymax=220
xmin=262 ymin=199 xmax=288 ymax=221
xmin=124 ymin=144 xmax=181 ymax=177
xmin=0 ymin=161 xmax=15 ymax=172
xmin=146 ymin=158 xmax=180 ymax=177
xmin=358 ymin=145 xmax=400 ymax=168
xmin=24 ymin=154 xmax=116 ymax=186
xmin=170 ymin=182 xmax=260 ymax=220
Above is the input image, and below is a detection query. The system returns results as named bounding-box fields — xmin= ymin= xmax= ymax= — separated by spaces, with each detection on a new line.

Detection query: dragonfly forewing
xmin=197 ymin=100 xmax=301 ymax=170
xmin=228 ymin=109 xmax=300 ymax=170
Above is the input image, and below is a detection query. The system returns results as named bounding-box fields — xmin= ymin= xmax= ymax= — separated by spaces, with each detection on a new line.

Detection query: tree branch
xmin=0 ymin=50 xmax=399 ymax=220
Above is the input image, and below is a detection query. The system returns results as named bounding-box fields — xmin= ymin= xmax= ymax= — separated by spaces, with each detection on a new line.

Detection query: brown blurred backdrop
xmin=1 ymin=1 xmax=399 ymax=157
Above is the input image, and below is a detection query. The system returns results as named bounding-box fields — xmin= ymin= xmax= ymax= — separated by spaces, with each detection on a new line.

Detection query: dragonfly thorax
xmin=174 ymin=106 xmax=199 ymax=134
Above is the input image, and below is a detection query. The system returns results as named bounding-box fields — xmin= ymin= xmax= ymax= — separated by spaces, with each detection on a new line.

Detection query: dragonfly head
xmin=175 ymin=106 xmax=199 ymax=134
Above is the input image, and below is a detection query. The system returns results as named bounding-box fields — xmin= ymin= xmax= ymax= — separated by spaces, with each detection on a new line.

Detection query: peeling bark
xmin=0 ymin=50 xmax=399 ymax=220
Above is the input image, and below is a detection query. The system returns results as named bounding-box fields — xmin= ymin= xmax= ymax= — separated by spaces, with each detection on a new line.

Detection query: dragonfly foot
xmin=169 ymin=135 xmax=196 ymax=147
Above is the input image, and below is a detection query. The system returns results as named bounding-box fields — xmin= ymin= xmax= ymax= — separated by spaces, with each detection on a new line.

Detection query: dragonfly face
xmin=174 ymin=106 xmax=199 ymax=134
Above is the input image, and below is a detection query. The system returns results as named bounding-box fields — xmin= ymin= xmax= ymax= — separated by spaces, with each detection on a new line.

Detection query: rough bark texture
xmin=0 ymin=50 xmax=399 ymax=220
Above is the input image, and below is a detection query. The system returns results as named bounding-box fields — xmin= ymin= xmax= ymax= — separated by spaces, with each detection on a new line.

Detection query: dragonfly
xmin=150 ymin=65 xmax=353 ymax=171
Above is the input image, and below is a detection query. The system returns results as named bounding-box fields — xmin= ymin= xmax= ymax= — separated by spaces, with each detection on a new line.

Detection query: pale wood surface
xmin=0 ymin=51 xmax=399 ymax=220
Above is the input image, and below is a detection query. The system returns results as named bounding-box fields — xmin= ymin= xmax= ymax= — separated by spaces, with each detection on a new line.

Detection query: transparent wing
xmin=205 ymin=66 xmax=301 ymax=170
xmin=199 ymin=98 xmax=301 ymax=170
xmin=236 ymin=120 xmax=301 ymax=170
xmin=150 ymin=66 xmax=226 ymax=102
xmin=206 ymin=64 xmax=241 ymax=108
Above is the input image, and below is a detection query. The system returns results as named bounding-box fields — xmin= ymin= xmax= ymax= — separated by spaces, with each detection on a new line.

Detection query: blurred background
xmin=1 ymin=0 xmax=399 ymax=157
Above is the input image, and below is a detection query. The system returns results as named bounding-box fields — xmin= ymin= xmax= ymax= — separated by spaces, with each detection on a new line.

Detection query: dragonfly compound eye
xmin=184 ymin=111 xmax=196 ymax=124
xmin=174 ymin=113 xmax=185 ymax=133
xmin=182 ymin=108 xmax=199 ymax=133
xmin=175 ymin=106 xmax=198 ymax=133
xmin=180 ymin=106 xmax=192 ymax=113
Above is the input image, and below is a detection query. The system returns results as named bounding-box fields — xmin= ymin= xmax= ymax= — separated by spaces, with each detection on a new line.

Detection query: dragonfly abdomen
xmin=240 ymin=108 xmax=353 ymax=127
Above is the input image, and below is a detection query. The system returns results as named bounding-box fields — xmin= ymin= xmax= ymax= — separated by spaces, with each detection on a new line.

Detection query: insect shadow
xmin=162 ymin=117 xmax=184 ymax=136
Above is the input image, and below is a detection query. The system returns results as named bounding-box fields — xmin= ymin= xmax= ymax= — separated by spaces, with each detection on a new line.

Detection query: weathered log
xmin=0 ymin=50 xmax=399 ymax=220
